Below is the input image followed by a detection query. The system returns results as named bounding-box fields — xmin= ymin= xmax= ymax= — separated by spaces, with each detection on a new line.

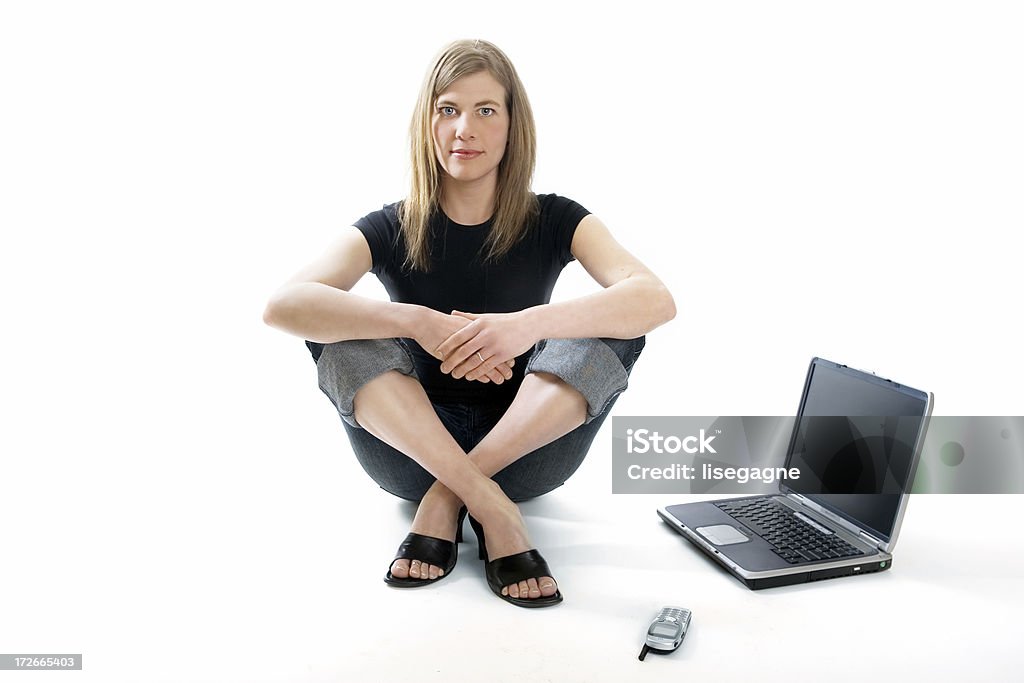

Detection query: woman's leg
xmin=424 ymin=336 xmax=647 ymax=598
xmin=352 ymin=371 xmax=541 ymax=581
xmin=309 ymin=338 xmax=447 ymax=501
xmin=481 ymin=336 xmax=646 ymax=499
xmin=308 ymin=339 xmax=536 ymax=582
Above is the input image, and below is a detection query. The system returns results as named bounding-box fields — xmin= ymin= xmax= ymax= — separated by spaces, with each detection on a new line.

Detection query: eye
xmin=479 ymin=107 xmax=495 ymax=117
xmin=439 ymin=106 xmax=456 ymax=116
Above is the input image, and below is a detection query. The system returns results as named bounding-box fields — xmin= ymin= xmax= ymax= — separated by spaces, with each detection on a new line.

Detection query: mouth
xmin=451 ymin=149 xmax=482 ymax=160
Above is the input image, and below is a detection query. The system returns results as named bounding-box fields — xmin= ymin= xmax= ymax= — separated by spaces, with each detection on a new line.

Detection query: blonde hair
xmin=400 ymin=39 xmax=538 ymax=271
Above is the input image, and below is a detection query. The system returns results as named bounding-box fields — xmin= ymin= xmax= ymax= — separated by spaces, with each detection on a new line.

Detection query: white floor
xmin=5 ymin=375 xmax=1022 ymax=683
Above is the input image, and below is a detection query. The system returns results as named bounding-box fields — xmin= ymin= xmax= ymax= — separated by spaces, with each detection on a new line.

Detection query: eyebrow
xmin=436 ymin=99 xmax=502 ymax=108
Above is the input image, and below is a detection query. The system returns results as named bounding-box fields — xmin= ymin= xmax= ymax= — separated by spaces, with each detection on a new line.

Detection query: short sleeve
xmin=538 ymin=194 xmax=591 ymax=267
xmin=353 ymin=203 xmax=402 ymax=276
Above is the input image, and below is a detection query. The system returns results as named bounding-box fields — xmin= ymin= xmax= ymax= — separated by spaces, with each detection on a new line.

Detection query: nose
xmin=455 ymin=112 xmax=475 ymax=140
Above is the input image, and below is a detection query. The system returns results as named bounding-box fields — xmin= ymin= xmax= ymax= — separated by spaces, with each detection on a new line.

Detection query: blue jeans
xmin=306 ymin=336 xmax=645 ymax=502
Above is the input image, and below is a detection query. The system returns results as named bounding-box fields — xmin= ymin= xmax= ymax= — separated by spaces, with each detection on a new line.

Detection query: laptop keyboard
xmin=715 ymin=498 xmax=865 ymax=565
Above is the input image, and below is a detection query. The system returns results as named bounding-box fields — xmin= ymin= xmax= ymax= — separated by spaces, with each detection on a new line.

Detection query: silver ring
xmin=477 ymin=352 xmax=485 ymax=363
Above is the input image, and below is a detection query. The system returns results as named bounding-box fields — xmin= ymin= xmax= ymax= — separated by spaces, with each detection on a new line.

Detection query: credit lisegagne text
xmin=626 ymin=463 xmax=801 ymax=484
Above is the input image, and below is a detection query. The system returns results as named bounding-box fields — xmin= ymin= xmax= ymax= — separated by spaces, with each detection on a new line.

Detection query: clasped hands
xmin=415 ymin=309 xmax=537 ymax=385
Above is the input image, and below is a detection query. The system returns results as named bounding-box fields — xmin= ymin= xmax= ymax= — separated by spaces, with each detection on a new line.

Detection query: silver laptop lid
xmin=780 ymin=358 xmax=933 ymax=552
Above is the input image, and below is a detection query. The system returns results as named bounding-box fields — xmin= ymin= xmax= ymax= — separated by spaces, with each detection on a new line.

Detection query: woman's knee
xmin=311 ymin=338 xmax=417 ymax=428
xmin=598 ymin=336 xmax=646 ymax=373
xmin=524 ymin=370 xmax=589 ymax=422
xmin=351 ymin=369 xmax=425 ymax=429
xmin=524 ymin=336 xmax=645 ymax=424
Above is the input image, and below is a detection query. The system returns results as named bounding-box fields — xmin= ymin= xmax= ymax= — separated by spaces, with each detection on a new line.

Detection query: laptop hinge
xmin=857 ymin=531 xmax=885 ymax=550
xmin=787 ymin=493 xmax=885 ymax=550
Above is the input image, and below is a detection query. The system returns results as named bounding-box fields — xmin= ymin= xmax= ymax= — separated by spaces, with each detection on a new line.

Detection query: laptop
xmin=657 ymin=357 xmax=933 ymax=590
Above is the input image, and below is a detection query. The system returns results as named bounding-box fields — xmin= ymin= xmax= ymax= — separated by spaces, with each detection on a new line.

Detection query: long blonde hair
xmin=400 ymin=39 xmax=538 ymax=272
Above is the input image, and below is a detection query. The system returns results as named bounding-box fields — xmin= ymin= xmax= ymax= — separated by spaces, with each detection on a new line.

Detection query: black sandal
xmin=383 ymin=507 xmax=468 ymax=587
xmin=468 ymin=515 xmax=563 ymax=608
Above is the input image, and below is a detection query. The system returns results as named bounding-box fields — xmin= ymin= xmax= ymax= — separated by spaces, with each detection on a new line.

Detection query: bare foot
xmin=389 ymin=486 xmax=462 ymax=581
xmin=473 ymin=498 xmax=558 ymax=600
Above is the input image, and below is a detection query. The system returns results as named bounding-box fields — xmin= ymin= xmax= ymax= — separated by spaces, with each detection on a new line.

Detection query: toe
xmin=526 ymin=578 xmax=541 ymax=599
xmin=391 ymin=559 xmax=410 ymax=579
xmin=538 ymin=576 xmax=558 ymax=597
xmin=427 ymin=564 xmax=441 ymax=580
xmin=518 ymin=580 xmax=530 ymax=599
xmin=409 ymin=559 xmax=422 ymax=579
xmin=507 ymin=582 xmax=519 ymax=598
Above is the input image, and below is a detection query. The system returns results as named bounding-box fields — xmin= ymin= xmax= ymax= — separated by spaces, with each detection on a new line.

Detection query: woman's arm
xmin=522 ymin=214 xmax=676 ymax=339
xmin=436 ymin=214 xmax=675 ymax=379
xmin=263 ymin=226 xmax=516 ymax=383
xmin=262 ymin=227 xmax=424 ymax=343
xmin=263 ymin=226 xmax=472 ymax=354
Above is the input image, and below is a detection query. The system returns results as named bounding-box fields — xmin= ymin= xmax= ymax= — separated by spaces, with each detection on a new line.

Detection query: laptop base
xmin=657 ymin=506 xmax=893 ymax=590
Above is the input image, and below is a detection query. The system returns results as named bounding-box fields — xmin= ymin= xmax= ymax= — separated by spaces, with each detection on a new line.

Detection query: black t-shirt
xmin=354 ymin=193 xmax=590 ymax=404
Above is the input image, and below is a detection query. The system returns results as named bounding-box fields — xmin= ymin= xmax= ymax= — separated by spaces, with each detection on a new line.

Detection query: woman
xmin=263 ymin=39 xmax=675 ymax=608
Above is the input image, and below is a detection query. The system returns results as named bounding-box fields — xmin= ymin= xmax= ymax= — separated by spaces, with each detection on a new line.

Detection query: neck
xmin=439 ymin=173 xmax=498 ymax=225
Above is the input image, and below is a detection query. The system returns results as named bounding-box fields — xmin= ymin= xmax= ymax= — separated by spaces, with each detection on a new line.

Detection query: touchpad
xmin=696 ymin=524 xmax=750 ymax=546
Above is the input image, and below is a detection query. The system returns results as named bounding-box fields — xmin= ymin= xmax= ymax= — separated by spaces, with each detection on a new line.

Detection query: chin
xmin=444 ymin=171 xmax=480 ymax=183
xmin=444 ymin=166 xmax=498 ymax=185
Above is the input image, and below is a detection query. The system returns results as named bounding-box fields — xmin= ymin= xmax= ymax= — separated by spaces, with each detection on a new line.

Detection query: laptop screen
xmin=782 ymin=359 xmax=929 ymax=542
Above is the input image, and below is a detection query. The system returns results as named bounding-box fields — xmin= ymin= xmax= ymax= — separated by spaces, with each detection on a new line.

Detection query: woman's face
xmin=431 ymin=70 xmax=509 ymax=188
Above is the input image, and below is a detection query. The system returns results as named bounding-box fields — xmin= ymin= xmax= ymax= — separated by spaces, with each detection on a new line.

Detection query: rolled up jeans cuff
xmin=312 ymin=338 xmax=416 ymax=429
xmin=524 ymin=337 xmax=640 ymax=424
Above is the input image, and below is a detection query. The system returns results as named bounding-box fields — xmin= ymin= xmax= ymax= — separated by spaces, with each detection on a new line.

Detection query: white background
xmin=2 ymin=1 xmax=1022 ymax=681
